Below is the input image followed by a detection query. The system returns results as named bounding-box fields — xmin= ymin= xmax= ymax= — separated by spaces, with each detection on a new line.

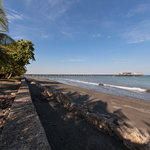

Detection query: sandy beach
xmin=1 ymin=0 xmax=150 ymax=149
xmin=27 ymin=78 xmax=129 ymax=150
xmin=26 ymin=77 xmax=150 ymax=150
xmin=30 ymin=77 xmax=150 ymax=132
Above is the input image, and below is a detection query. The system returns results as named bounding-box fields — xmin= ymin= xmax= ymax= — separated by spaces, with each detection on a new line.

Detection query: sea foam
xmin=64 ymin=79 xmax=147 ymax=93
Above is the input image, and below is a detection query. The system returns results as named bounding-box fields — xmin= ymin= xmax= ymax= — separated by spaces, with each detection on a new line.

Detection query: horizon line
xmin=24 ymin=73 xmax=149 ymax=76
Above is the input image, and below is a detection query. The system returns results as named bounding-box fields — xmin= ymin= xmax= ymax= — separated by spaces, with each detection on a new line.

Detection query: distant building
xmin=119 ymin=72 xmax=132 ymax=75
xmin=118 ymin=72 xmax=143 ymax=76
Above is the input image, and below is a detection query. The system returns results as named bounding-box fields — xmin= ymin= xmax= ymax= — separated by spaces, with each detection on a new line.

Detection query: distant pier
xmin=116 ymin=72 xmax=144 ymax=77
xmin=25 ymin=74 xmax=114 ymax=77
xmin=24 ymin=73 xmax=144 ymax=77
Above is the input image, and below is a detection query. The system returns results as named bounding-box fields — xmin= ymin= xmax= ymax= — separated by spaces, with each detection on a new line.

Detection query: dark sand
xmin=30 ymin=78 xmax=150 ymax=132
xmin=28 ymin=79 xmax=129 ymax=150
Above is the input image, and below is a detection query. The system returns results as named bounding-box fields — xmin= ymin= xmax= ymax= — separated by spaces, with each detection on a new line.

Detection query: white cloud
xmin=68 ymin=59 xmax=86 ymax=62
xmin=6 ymin=9 xmax=23 ymax=22
xmin=122 ymin=20 xmax=150 ymax=44
xmin=48 ymin=0 xmax=65 ymax=7
xmin=126 ymin=3 xmax=150 ymax=17
xmin=92 ymin=33 xmax=101 ymax=38
xmin=62 ymin=58 xmax=87 ymax=63
xmin=10 ymin=24 xmax=49 ymax=41
xmin=46 ymin=0 xmax=76 ymax=21
xmin=25 ymin=0 xmax=32 ymax=5
xmin=61 ymin=31 xmax=72 ymax=37
xmin=26 ymin=0 xmax=80 ymax=22
xmin=9 ymin=0 xmax=82 ymax=39
xmin=113 ymin=59 xmax=129 ymax=64
xmin=107 ymin=35 xmax=111 ymax=39
xmin=14 ymin=36 xmax=24 ymax=40
xmin=100 ymin=21 xmax=115 ymax=28
xmin=41 ymin=33 xmax=50 ymax=39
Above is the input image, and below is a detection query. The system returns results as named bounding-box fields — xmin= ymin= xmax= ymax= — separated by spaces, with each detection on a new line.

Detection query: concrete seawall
xmin=0 ymin=79 xmax=51 ymax=149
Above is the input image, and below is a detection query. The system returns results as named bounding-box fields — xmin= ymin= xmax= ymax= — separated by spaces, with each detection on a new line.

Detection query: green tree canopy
xmin=0 ymin=39 xmax=35 ymax=79
xmin=0 ymin=0 xmax=35 ymax=79
xmin=0 ymin=33 xmax=16 ymax=76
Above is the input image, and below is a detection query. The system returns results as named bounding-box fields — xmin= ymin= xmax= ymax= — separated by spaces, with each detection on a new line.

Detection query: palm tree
xmin=0 ymin=0 xmax=14 ymax=45
xmin=0 ymin=0 xmax=8 ymax=32
xmin=0 ymin=33 xmax=15 ymax=45
xmin=0 ymin=0 xmax=13 ymax=78
xmin=0 ymin=0 xmax=15 ymax=49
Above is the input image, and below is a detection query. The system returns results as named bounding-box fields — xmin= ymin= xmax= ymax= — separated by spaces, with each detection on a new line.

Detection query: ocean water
xmin=25 ymin=75 xmax=150 ymax=101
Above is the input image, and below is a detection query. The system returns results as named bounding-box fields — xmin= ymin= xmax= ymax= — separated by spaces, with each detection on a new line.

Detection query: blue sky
xmin=4 ymin=0 xmax=150 ymax=74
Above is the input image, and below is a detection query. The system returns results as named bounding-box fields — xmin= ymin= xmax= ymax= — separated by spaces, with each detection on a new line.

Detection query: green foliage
xmin=0 ymin=1 xmax=35 ymax=79
xmin=0 ymin=33 xmax=17 ymax=77
xmin=0 ymin=46 xmax=10 ymax=67
xmin=0 ymin=39 xmax=35 ymax=78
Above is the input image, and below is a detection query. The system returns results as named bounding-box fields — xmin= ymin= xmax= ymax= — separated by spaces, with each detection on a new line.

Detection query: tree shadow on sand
xmin=28 ymin=81 xmax=129 ymax=150
xmin=27 ymin=79 xmax=150 ymax=150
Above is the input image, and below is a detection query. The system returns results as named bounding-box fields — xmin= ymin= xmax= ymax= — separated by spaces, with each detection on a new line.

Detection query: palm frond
xmin=0 ymin=33 xmax=15 ymax=45
xmin=0 ymin=0 xmax=8 ymax=32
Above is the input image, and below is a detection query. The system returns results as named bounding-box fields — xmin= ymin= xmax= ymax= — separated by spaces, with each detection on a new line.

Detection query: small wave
xmin=104 ymin=84 xmax=147 ymax=93
xmin=64 ymin=79 xmax=148 ymax=93
xmin=64 ymin=79 xmax=99 ymax=86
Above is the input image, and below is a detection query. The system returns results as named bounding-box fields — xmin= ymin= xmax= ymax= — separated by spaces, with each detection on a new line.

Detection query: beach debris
xmin=31 ymin=81 xmax=35 ymax=84
xmin=146 ymin=89 xmax=150 ymax=93
xmin=98 ymin=83 xmax=104 ymax=86
xmin=11 ymin=93 xmax=16 ymax=96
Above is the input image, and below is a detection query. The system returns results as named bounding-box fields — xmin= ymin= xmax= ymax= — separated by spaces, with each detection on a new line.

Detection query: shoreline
xmin=25 ymin=74 xmax=149 ymax=76
xmin=51 ymin=78 xmax=150 ymax=101
xmin=29 ymin=77 xmax=150 ymax=132
xmin=60 ymin=79 xmax=150 ymax=102
xmin=27 ymin=78 xmax=129 ymax=150
xmin=27 ymin=77 xmax=150 ymax=149
xmin=25 ymin=75 xmax=150 ymax=101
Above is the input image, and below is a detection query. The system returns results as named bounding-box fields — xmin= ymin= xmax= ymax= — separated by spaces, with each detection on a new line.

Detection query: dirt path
xmin=28 ymin=80 xmax=128 ymax=150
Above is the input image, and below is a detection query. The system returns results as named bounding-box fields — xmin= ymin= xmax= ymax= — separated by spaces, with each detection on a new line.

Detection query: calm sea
xmin=25 ymin=75 xmax=150 ymax=101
